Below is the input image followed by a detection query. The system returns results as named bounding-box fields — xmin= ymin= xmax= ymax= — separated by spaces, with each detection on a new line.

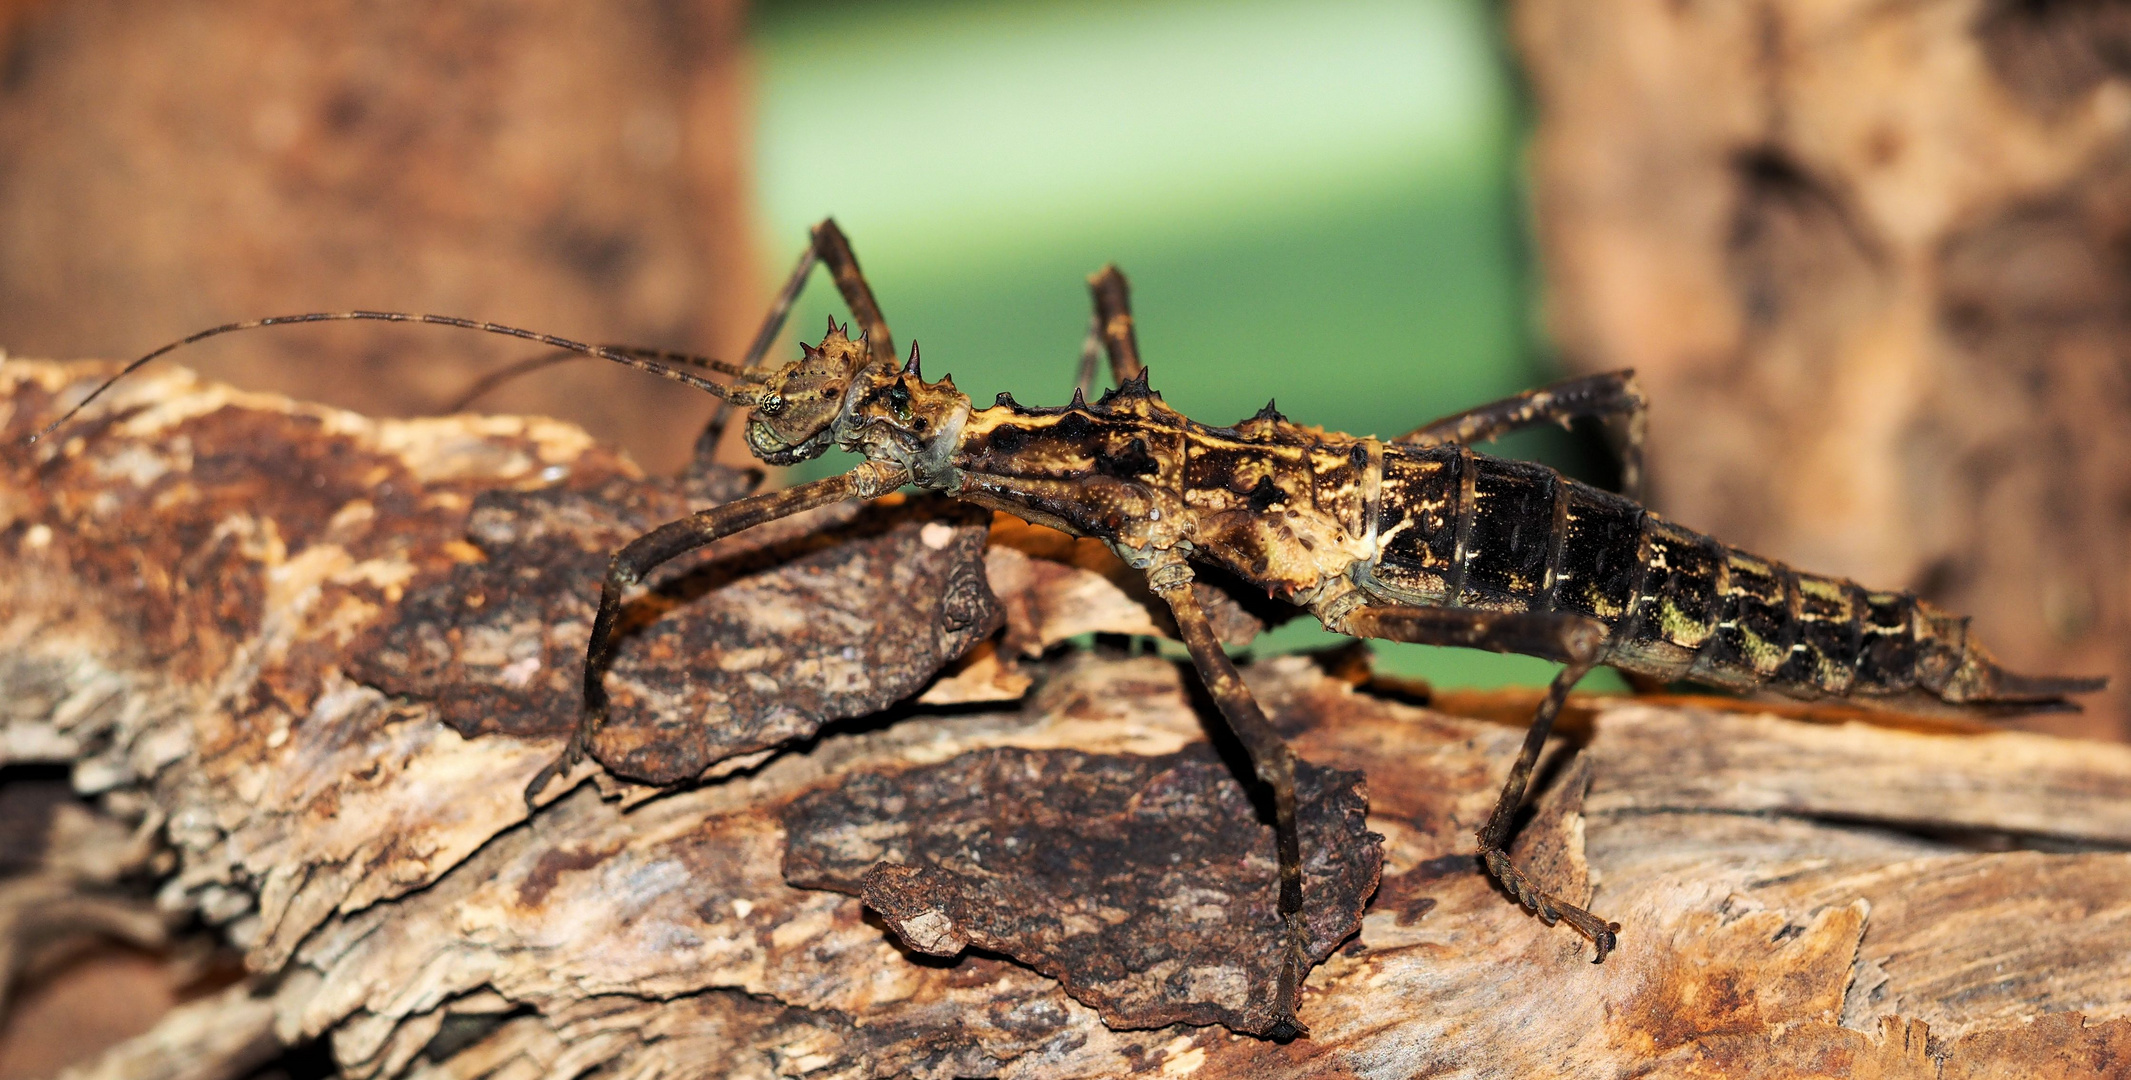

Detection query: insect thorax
xmin=945 ymin=385 xmax=1379 ymax=604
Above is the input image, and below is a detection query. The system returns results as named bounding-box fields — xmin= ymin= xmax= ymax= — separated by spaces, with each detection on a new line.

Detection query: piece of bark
xmin=782 ymin=745 xmax=1382 ymax=1036
xmin=913 ymin=641 xmax=1032 ymax=706
xmin=51 ymin=982 xmax=281 ymax=1080
xmin=1585 ymin=704 xmax=2131 ymax=845
xmin=0 ymin=358 xmax=992 ymax=965
xmin=352 ymin=482 xmax=1000 ymax=784
xmin=6 ymin=363 xmax=2131 ymax=1078
xmin=1515 ymin=0 xmax=2131 ymax=741
xmin=0 ymin=755 xmax=194 ymax=1077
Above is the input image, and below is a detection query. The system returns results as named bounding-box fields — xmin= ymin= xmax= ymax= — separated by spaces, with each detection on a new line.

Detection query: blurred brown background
xmin=1518 ymin=0 xmax=2131 ymax=743
xmin=3 ymin=1 xmax=2130 ymax=1070
xmin=0 ymin=0 xmax=757 ymax=476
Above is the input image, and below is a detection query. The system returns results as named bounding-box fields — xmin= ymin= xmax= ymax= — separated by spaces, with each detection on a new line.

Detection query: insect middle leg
xmin=1338 ymin=605 xmax=1621 ymax=960
xmin=1397 ymin=371 xmax=1647 ymax=499
xmin=1147 ymin=555 xmax=1313 ymax=1040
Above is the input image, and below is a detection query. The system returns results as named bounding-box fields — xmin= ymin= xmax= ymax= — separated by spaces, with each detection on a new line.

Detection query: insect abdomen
xmin=1366 ymin=445 xmax=2099 ymax=711
xmin=1371 ymin=445 xmax=1641 ymax=617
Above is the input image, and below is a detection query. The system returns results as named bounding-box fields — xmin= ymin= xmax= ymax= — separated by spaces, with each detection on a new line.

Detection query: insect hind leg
xmin=1397 ymin=371 xmax=1647 ymax=500
xmin=1339 ymin=605 xmax=1622 ymax=961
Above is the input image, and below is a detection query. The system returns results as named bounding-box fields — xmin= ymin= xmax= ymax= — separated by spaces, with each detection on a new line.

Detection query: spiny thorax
xmin=944 ymin=380 xmax=1376 ymax=600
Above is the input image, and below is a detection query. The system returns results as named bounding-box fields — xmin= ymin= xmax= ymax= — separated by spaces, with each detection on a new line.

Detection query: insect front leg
xmin=1148 ymin=557 xmax=1312 ymax=1040
xmin=522 ymin=459 xmax=911 ymax=810
xmin=1339 ymin=606 xmax=1622 ymax=961
xmin=696 ymin=218 xmax=900 ymax=459
xmin=1397 ymin=371 xmax=1648 ymax=500
xmin=1071 ymin=264 xmax=1146 ymax=402
xmin=445 ymin=224 xmax=894 ymax=444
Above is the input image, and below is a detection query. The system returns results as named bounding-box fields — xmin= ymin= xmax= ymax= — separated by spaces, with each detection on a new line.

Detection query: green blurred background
xmin=751 ymin=0 xmax=1621 ymax=691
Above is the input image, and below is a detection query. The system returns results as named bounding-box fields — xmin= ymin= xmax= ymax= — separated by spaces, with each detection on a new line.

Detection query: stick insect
xmin=30 ymin=218 xmax=2107 ymax=1040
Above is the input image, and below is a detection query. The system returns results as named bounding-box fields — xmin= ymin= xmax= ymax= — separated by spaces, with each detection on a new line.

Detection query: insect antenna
xmin=27 ymin=311 xmax=767 ymax=446
xmin=442 ymin=345 xmax=769 ymax=413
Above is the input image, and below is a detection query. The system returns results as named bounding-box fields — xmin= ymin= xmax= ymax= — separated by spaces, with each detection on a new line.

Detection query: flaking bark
xmin=782 ymin=746 xmax=1381 ymax=1036
xmin=4 ymin=362 xmax=2131 ymax=1079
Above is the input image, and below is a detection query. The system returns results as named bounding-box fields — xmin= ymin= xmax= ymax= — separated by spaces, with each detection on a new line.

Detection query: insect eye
xmin=757 ymin=394 xmax=785 ymax=416
xmin=887 ymin=383 xmax=913 ymax=416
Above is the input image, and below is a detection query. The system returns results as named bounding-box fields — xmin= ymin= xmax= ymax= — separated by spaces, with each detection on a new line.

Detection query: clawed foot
xmin=1481 ymin=848 xmax=1622 ymax=963
xmin=523 ymin=733 xmax=587 ymax=814
xmin=1263 ymin=910 xmax=1313 ymax=1041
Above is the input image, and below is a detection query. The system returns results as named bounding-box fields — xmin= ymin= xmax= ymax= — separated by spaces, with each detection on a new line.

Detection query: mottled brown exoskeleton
xmin=33 ymin=219 xmax=2106 ymax=1040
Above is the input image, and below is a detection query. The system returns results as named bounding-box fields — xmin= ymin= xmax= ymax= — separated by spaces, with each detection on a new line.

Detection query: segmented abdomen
xmin=1362 ymin=444 xmax=2075 ymax=707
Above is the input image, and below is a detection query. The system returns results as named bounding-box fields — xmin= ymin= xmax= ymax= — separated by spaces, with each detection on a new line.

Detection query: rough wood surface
xmin=1515 ymin=0 xmax=2131 ymax=743
xmin=3 ymin=361 xmax=2129 ymax=1078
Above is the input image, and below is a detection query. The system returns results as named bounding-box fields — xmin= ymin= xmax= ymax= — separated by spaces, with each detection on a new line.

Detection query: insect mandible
xmin=31 ymin=218 xmax=2108 ymax=1041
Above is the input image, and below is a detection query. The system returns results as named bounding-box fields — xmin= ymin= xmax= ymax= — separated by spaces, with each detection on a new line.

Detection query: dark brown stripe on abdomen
xmin=1614 ymin=518 xmax=1722 ymax=680
xmin=1773 ymin=573 xmax=1862 ymax=695
xmin=1689 ymin=548 xmax=1792 ymax=687
xmin=1853 ymin=589 xmax=1920 ymax=694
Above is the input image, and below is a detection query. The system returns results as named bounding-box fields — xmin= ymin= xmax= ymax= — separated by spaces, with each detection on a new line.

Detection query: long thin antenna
xmin=27 ymin=311 xmax=765 ymax=446
xmin=443 ymin=345 xmax=770 ymax=414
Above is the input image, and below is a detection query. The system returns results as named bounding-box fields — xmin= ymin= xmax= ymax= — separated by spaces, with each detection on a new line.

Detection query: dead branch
xmin=3 ymin=360 xmax=2129 ymax=1079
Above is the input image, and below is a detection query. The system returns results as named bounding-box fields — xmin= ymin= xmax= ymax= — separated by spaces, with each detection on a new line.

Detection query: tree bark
xmin=2 ymin=362 xmax=2128 ymax=1078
